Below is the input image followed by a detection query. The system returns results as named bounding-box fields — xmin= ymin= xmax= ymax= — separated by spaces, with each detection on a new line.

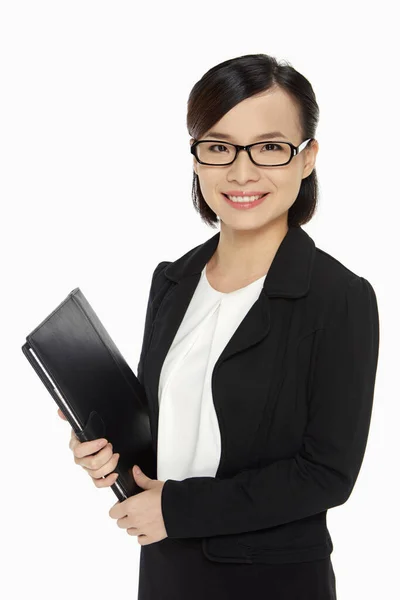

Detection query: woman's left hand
xmin=109 ymin=465 xmax=168 ymax=545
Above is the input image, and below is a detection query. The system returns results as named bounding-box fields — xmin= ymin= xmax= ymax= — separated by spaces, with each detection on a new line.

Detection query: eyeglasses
xmin=190 ymin=138 xmax=313 ymax=167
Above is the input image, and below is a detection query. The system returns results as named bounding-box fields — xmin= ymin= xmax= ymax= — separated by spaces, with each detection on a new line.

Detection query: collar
xmin=164 ymin=225 xmax=316 ymax=298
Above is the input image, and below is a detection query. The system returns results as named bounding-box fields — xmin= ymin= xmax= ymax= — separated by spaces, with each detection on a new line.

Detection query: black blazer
xmin=136 ymin=225 xmax=380 ymax=565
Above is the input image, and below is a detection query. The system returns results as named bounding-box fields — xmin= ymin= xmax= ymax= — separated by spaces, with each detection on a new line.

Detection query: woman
xmin=135 ymin=54 xmax=380 ymax=599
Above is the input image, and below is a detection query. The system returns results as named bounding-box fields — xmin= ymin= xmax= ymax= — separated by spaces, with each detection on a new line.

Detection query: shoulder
xmin=152 ymin=260 xmax=171 ymax=281
xmin=310 ymin=244 xmax=378 ymax=326
xmin=148 ymin=260 xmax=172 ymax=297
xmin=314 ymin=244 xmax=362 ymax=286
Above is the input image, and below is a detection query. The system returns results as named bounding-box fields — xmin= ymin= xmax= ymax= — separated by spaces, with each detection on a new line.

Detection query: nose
xmin=234 ymin=147 xmax=258 ymax=166
xmin=227 ymin=148 xmax=260 ymax=178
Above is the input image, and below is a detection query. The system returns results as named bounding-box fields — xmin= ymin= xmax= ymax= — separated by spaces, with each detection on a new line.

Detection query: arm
xmin=160 ymin=275 xmax=380 ymax=539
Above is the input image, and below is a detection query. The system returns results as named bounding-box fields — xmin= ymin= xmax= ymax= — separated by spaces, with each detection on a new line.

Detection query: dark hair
xmin=187 ymin=53 xmax=320 ymax=229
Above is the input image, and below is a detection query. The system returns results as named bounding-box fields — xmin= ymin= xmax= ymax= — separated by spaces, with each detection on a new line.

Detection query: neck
xmin=209 ymin=217 xmax=290 ymax=278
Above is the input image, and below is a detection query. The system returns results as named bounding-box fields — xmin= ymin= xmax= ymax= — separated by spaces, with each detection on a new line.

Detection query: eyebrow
xmin=203 ymin=130 xmax=288 ymax=141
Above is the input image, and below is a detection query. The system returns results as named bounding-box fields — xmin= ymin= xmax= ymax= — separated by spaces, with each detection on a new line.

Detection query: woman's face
xmin=191 ymin=87 xmax=318 ymax=232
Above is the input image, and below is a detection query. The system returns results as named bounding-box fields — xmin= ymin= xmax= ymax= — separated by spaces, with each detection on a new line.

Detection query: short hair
xmin=187 ymin=53 xmax=320 ymax=229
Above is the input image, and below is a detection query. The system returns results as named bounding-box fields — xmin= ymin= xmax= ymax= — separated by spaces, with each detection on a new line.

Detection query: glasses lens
xmin=195 ymin=141 xmax=292 ymax=165
xmin=250 ymin=142 xmax=291 ymax=166
xmin=195 ymin=142 xmax=236 ymax=164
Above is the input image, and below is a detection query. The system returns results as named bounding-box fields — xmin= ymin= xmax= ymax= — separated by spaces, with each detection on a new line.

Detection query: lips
xmin=222 ymin=193 xmax=268 ymax=200
xmin=224 ymin=191 xmax=268 ymax=196
xmin=221 ymin=192 xmax=270 ymax=210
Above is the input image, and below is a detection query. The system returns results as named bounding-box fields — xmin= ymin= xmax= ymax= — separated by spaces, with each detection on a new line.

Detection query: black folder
xmin=21 ymin=287 xmax=156 ymax=501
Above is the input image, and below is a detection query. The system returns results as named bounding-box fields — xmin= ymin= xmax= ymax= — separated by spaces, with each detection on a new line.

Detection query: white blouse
xmin=157 ymin=263 xmax=267 ymax=482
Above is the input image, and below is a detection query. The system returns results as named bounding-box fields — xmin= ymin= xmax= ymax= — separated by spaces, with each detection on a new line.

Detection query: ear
xmin=302 ymin=139 xmax=319 ymax=179
xmin=190 ymin=139 xmax=198 ymax=176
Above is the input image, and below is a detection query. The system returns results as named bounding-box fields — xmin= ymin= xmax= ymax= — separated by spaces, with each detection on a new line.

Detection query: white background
xmin=1 ymin=1 xmax=397 ymax=598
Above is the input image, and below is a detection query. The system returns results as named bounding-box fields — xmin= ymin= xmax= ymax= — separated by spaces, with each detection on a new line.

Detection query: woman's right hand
xmin=57 ymin=408 xmax=120 ymax=488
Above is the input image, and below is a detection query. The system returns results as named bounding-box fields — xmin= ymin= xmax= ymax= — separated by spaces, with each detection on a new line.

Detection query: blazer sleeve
xmin=160 ymin=274 xmax=380 ymax=539
xmin=137 ymin=261 xmax=170 ymax=388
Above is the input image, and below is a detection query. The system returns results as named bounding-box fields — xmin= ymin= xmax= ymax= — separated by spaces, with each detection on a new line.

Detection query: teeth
xmin=226 ymin=194 xmax=265 ymax=203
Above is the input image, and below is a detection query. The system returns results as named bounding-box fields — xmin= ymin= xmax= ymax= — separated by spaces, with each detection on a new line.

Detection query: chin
xmin=218 ymin=209 xmax=288 ymax=232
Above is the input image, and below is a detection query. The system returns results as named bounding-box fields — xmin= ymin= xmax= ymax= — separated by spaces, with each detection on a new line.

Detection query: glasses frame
xmin=190 ymin=138 xmax=314 ymax=167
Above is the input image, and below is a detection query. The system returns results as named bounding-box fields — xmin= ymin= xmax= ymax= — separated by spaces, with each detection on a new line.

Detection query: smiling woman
xmin=136 ymin=53 xmax=379 ymax=600
xmin=187 ymin=53 xmax=320 ymax=232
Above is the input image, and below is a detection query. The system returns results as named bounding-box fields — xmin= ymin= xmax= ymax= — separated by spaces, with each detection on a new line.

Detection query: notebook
xmin=21 ymin=287 xmax=156 ymax=501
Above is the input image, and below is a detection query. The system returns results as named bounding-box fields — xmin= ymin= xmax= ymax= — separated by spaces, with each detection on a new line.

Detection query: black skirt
xmin=138 ymin=536 xmax=337 ymax=600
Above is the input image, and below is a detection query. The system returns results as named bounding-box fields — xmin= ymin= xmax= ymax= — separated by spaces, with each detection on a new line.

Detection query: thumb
xmin=132 ymin=465 xmax=151 ymax=487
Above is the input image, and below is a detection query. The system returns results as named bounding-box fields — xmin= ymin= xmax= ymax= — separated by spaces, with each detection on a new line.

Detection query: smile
xmin=222 ymin=193 xmax=269 ymax=210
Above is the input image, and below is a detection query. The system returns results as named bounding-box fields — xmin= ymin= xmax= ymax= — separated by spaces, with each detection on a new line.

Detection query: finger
xmin=74 ymin=440 xmax=113 ymax=468
xmin=57 ymin=408 xmax=68 ymax=420
xmin=92 ymin=470 xmax=120 ymax=488
xmin=84 ymin=450 xmax=120 ymax=478
xmin=69 ymin=427 xmax=79 ymax=447
xmin=70 ymin=435 xmax=108 ymax=457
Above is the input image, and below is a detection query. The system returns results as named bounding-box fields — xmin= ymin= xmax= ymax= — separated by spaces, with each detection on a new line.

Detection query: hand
xmin=58 ymin=408 xmax=120 ymax=489
xmin=109 ymin=465 xmax=168 ymax=546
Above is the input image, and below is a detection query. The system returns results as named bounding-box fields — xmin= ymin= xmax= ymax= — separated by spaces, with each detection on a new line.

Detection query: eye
xmin=209 ymin=144 xmax=229 ymax=153
xmin=261 ymin=143 xmax=282 ymax=151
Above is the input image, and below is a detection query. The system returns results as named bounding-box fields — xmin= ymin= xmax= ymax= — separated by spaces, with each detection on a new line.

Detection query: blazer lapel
xmin=143 ymin=226 xmax=316 ymax=460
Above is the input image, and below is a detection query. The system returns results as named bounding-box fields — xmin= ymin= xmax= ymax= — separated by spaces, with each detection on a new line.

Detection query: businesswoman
xmin=129 ymin=54 xmax=379 ymax=599
xmin=134 ymin=54 xmax=379 ymax=600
